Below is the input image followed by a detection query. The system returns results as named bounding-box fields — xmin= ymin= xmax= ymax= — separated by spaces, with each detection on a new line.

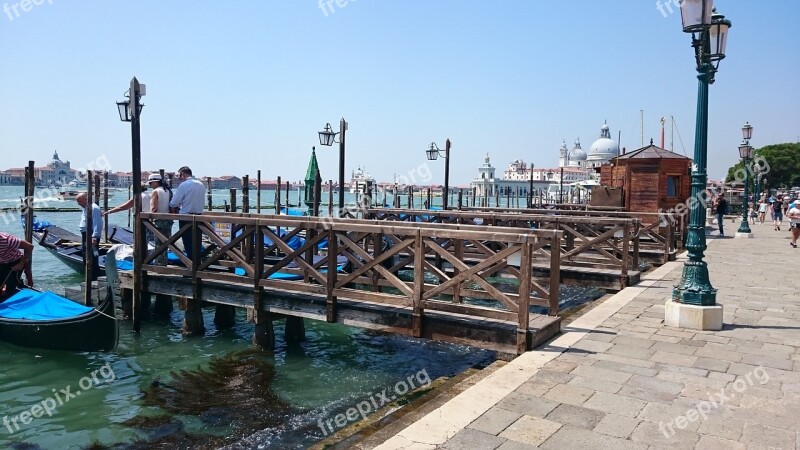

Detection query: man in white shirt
xmin=76 ymin=192 xmax=102 ymax=279
xmin=169 ymin=166 xmax=206 ymax=259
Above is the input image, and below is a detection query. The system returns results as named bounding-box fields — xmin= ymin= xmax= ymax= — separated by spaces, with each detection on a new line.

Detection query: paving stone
xmin=741 ymin=353 xmax=795 ymax=370
xmin=656 ymin=328 xmax=696 ymax=339
xmin=541 ymin=359 xmax=577 ymax=374
xmin=591 ymin=359 xmax=659 ymax=377
xmin=637 ymin=402 xmax=701 ymax=431
xmin=538 ymin=424 xmax=649 ymax=450
xmin=694 ymin=435 xmax=745 ymax=450
xmin=583 ymin=331 xmax=617 ymax=343
xmin=656 ymin=363 xmax=709 ymax=377
xmin=693 ymin=356 xmax=730 ymax=372
xmin=690 ymin=334 xmax=731 ymax=344
xmin=693 ymin=346 xmax=744 ymax=363
xmin=571 ymin=364 xmax=633 ymax=384
xmin=437 ymin=427 xmax=506 ymax=450
xmin=531 ymin=369 xmax=574 ymax=385
xmin=515 ymin=380 xmax=555 ymax=398
xmin=707 ymin=371 xmax=735 ymax=383
xmin=570 ymin=339 xmax=613 ymax=354
xmin=497 ymin=415 xmax=562 ymax=447
xmin=656 ymin=370 xmax=728 ymax=389
xmin=627 ymin=374 xmax=685 ymax=394
xmin=588 ymin=352 xmax=658 ymax=369
xmin=543 ymin=383 xmax=595 ymax=406
xmin=581 ymin=391 xmax=647 ymax=418
xmin=567 ymin=375 xmax=622 ymax=394
xmin=616 ymin=385 xmax=677 ymax=405
xmin=494 ymin=440 xmax=537 ymax=450
xmin=544 ymin=403 xmax=605 ymax=430
xmin=648 ymin=334 xmax=683 ymax=344
xmin=696 ymin=415 xmax=745 ymax=441
xmin=468 ymin=407 xmax=523 ymax=436
xmin=591 ymin=413 xmax=640 ymax=439
xmin=650 ymin=341 xmax=700 ymax=355
xmin=606 ymin=343 xmax=656 ymax=360
xmin=649 ymin=350 xmax=698 ymax=367
xmin=740 ymin=423 xmax=797 ymax=449
xmin=616 ymin=330 xmax=654 ymax=341
xmin=628 ymin=420 xmax=700 ymax=449
xmin=495 ymin=391 xmax=560 ymax=418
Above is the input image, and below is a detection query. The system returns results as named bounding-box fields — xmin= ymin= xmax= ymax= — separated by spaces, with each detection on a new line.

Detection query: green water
xmin=0 ymin=186 xmax=496 ymax=448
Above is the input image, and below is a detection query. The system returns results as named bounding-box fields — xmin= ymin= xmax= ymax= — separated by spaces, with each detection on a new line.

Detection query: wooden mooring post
xmin=206 ymin=176 xmax=213 ymax=211
xmin=256 ymin=170 xmax=262 ymax=214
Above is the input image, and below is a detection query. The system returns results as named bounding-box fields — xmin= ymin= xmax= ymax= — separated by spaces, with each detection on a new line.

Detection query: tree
xmin=725 ymin=143 xmax=800 ymax=191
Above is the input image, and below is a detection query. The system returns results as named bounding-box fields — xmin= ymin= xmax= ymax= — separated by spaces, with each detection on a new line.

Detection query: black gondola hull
xmin=0 ymin=291 xmax=118 ymax=352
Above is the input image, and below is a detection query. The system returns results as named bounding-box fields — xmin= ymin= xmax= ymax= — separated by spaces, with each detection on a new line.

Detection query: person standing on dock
xmin=76 ymin=193 xmax=102 ymax=279
xmin=169 ymin=166 xmax=205 ymax=259
xmin=712 ymin=193 xmax=728 ymax=237
xmin=0 ymin=231 xmax=33 ymax=301
xmin=149 ymin=174 xmax=173 ymax=265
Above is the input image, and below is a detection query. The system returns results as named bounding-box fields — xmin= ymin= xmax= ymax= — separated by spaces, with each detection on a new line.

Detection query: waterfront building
xmin=6 ymin=151 xmax=78 ymax=186
xmin=587 ymin=122 xmax=620 ymax=169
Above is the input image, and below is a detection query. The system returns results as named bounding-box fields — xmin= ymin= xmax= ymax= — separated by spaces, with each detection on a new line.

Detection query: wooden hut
xmin=599 ymin=142 xmax=692 ymax=216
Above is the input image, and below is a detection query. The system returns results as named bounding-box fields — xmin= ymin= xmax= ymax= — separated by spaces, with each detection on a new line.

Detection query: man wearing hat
xmin=148 ymin=174 xmax=173 ymax=265
xmin=169 ymin=166 xmax=206 ymax=260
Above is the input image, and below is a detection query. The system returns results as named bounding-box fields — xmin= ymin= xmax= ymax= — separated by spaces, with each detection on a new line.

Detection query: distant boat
xmin=57 ymin=190 xmax=114 ymax=201
xmin=349 ymin=167 xmax=375 ymax=194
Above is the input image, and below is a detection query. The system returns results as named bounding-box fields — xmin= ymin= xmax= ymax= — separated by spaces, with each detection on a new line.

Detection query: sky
xmin=1 ymin=1 xmax=798 ymax=186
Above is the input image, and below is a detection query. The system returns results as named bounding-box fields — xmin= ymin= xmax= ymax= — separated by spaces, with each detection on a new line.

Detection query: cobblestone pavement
xmin=374 ymin=223 xmax=800 ymax=449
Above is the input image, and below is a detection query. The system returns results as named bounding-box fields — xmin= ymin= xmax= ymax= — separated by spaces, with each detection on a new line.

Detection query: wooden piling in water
xmin=214 ymin=305 xmax=236 ymax=329
xmin=229 ymin=188 xmax=237 ymax=212
xmin=23 ymin=161 xmax=34 ymax=244
xmin=103 ymin=171 xmax=109 ymax=242
xmin=84 ymin=170 xmax=94 ymax=306
xmin=252 ymin=310 xmax=274 ymax=350
xmin=276 ymin=176 xmax=282 ymax=214
xmin=285 ymin=317 xmax=305 ymax=342
xmin=242 ymin=175 xmax=250 ymax=214
xmin=153 ymin=294 xmax=173 ymax=318
xmin=206 ymin=176 xmax=213 ymax=211
xmin=256 ymin=170 xmax=262 ymax=214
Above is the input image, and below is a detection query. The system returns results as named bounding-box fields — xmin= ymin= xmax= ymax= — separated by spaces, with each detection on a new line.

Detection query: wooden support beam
xmin=252 ymin=309 xmax=274 ymax=350
xmin=284 ymin=316 xmax=305 ymax=343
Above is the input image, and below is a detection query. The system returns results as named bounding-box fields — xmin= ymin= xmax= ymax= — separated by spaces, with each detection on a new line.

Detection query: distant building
xmin=0 ymin=170 xmax=24 ymax=185
xmin=470 ymin=155 xmax=553 ymax=199
xmin=7 ymin=151 xmax=78 ymax=186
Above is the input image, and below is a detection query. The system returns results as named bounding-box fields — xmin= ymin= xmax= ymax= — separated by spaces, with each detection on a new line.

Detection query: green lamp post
xmin=736 ymin=122 xmax=753 ymax=237
xmin=672 ymin=1 xmax=732 ymax=306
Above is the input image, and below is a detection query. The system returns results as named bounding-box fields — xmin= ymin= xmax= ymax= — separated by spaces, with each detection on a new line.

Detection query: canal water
xmin=0 ymin=185 xmax=603 ymax=448
xmin=0 ymin=186 xmax=497 ymax=448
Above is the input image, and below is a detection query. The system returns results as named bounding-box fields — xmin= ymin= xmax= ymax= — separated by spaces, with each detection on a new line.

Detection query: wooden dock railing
xmin=136 ymin=212 xmax=563 ymax=353
xmin=365 ymin=208 xmax=641 ymax=290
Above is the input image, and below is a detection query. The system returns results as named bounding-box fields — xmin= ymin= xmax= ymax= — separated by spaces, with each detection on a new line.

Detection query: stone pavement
xmin=373 ymin=222 xmax=800 ymax=449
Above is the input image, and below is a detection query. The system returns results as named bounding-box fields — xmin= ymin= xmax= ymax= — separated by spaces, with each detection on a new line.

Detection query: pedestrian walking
xmin=771 ymin=195 xmax=784 ymax=231
xmin=758 ymin=197 xmax=768 ymax=224
xmin=169 ymin=166 xmax=206 ymax=260
xmin=712 ymin=193 xmax=729 ymax=237
xmin=789 ymin=200 xmax=800 ymax=248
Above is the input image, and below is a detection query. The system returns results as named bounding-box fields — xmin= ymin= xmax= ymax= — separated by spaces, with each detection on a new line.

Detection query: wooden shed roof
xmin=615 ymin=144 xmax=691 ymax=161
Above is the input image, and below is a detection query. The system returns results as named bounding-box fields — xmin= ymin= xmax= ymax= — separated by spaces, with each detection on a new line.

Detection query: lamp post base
xmin=734 ymin=232 xmax=754 ymax=239
xmin=664 ymin=300 xmax=723 ymax=331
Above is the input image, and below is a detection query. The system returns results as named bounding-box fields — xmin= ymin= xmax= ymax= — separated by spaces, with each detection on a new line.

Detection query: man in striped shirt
xmin=0 ymin=232 xmax=33 ymax=301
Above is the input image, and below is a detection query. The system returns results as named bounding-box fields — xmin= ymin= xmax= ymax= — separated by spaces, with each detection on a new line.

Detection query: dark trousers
xmin=179 ymin=220 xmax=194 ymax=260
xmin=81 ymin=232 xmax=100 ymax=281
xmin=0 ymin=258 xmax=22 ymax=301
xmin=716 ymin=213 xmax=725 ymax=235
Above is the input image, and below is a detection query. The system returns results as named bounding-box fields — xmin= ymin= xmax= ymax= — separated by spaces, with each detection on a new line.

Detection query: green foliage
xmin=725 ymin=143 xmax=800 ymax=189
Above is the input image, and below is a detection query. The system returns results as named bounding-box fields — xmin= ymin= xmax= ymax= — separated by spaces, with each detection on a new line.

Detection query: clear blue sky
xmin=1 ymin=1 xmax=798 ymax=185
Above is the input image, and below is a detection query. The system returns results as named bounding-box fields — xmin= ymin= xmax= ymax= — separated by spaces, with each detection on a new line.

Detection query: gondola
xmin=0 ymin=287 xmax=118 ymax=352
xmin=32 ymin=224 xmax=114 ymax=277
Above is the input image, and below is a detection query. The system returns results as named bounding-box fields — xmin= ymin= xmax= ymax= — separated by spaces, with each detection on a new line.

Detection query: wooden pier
xmin=121 ymin=212 xmax=565 ymax=355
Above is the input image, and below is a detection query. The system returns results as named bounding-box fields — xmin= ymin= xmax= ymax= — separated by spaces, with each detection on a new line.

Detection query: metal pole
xmin=673 ymin=55 xmax=716 ymax=305
xmin=559 ymin=167 xmax=564 ymax=204
xmin=443 ymin=139 xmax=451 ymax=210
xmin=528 ymin=163 xmax=533 ymax=208
xmin=257 ymin=169 xmax=261 ymax=214
xmin=338 ymin=117 xmax=347 ymax=214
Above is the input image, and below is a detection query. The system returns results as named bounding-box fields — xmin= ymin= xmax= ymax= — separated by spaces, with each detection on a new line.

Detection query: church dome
xmin=588 ymin=122 xmax=619 ymax=161
xmin=569 ymin=138 xmax=587 ymax=162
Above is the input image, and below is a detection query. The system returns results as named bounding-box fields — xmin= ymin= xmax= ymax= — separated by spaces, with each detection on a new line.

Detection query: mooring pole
xmin=256 ymin=170 xmax=262 ymax=214
xmin=24 ymin=161 xmax=34 ymax=243
xmin=84 ymin=170 xmax=94 ymax=306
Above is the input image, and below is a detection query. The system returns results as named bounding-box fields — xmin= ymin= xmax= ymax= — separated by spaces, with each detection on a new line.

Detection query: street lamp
xmin=116 ymin=77 xmax=146 ymax=333
xmin=425 ymin=139 xmax=451 ymax=210
xmin=736 ymin=139 xmax=753 ymax=236
xmin=318 ymin=118 xmax=348 ymax=214
xmin=672 ymin=0 xmax=732 ymax=317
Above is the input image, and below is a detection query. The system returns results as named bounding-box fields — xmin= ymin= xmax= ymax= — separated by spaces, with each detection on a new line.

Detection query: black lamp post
xmin=425 ymin=139 xmax=451 ymax=210
xmin=673 ymin=0 xmax=732 ymax=306
xmin=737 ymin=122 xmax=754 ymax=235
xmin=117 ymin=77 xmax=145 ymax=332
xmin=318 ymin=118 xmax=348 ymax=214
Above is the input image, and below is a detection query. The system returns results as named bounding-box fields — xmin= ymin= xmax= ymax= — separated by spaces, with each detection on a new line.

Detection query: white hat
xmin=147 ymin=173 xmax=162 ymax=182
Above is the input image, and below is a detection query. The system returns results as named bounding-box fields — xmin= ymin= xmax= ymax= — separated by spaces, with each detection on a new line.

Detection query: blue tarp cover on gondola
xmin=0 ymin=289 xmax=94 ymax=320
